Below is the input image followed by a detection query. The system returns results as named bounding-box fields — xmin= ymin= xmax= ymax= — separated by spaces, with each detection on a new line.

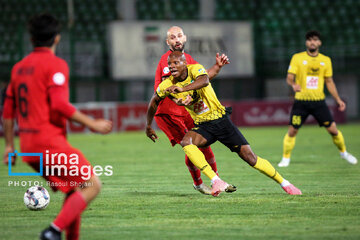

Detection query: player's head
xmin=28 ymin=13 xmax=61 ymax=47
xmin=305 ymin=30 xmax=321 ymax=53
xmin=166 ymin=26 xmax=187 ymax=52
xmin=168 ymin=51 xmax=187 ymax=79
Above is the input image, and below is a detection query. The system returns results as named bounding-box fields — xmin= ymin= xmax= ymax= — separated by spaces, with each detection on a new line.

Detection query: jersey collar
xmin=34 ymin=47 xmax=53 ymax=53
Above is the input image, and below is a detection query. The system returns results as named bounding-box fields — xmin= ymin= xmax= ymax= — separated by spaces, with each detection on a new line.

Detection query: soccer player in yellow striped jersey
xmin=156 ymin=63 xmax=226 ymax=125
xmin=278 ymin=30 xmax=357 ymax=167
xmin=146 ymin=51 xmax=302 ymax=196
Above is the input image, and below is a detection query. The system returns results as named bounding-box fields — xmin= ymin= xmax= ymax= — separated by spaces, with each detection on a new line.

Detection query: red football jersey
xmin=3 ymin=48 xmax=75 ymax=142
xmin=154 ymin=50 xmax=198 ymax=116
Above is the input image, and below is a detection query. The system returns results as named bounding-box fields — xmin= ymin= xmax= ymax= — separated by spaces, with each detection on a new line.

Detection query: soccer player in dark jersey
xmin=146 ymin=51 xmax=302 ymax=196
xmin=2 ymin=14 xmax=112 ymax=240
xmin=278 ymin=30 xmax=357 ymax=167
xmin=153 ymin=26 xmax=230 ymax=195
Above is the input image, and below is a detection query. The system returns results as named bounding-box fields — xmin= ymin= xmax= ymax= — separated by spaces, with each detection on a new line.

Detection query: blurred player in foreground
xmin=146 ymin=51 xmax=302 ymax=196
xmin=2 ymin=14 xmax=112 ymax=240
xmin=153 ymin=26 xmax=230 ymax=195
xmin=278 ymin=30 xmax=357 ymax=167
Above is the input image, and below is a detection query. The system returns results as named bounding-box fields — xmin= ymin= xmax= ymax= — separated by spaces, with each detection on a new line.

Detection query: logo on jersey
xmin=320 ymin=62 xmax=325 ymax=66
xmin=53 ymin=72 xmax=65 ymax=85
xmin=306 ymin=76 xmax=319 ymax=89
xmin=163 ymin=67 xmax=170 ymax=74
xmin=303 ymin=60 xmax=308 ymax=65
xmin=311 ymin=68 xmax=319 ymax=72
xmin=198 ymin=68 xmax=206 ymax=74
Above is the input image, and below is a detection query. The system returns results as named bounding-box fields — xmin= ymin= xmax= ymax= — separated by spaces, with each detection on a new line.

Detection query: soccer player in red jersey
xmin=152 ymin=26 xmax=229 ymax=194
xmin=2 ymin=14 xmax=112 ymax=240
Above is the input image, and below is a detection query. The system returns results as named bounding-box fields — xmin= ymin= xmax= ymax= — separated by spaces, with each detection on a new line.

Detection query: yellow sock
xmin=253 ymin=156 xmax=284 ymax=184
xmin=183 ymin=145 xmax=217 ymax=180
xmin=332 ymin=130 xmax=346 ymax=153
xmin=283 ymin=133 xmax=296 ymax=158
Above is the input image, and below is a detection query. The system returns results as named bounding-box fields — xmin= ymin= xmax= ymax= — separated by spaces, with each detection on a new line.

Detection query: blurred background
xmin=0 ymin=0 xmax=359 ymax=133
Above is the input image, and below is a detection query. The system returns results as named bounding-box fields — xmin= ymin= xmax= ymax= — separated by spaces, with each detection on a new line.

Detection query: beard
xmin=308 ymin=46 xmax=318 ymax=53
xmin=172 ymin=42 xmax=186 ymax=52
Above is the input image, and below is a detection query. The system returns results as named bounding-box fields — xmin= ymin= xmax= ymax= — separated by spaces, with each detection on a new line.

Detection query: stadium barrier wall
xmin=0 ymin=99 xmax=345 ymax=136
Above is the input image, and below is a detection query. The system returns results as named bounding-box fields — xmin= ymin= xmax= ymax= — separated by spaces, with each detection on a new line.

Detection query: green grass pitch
xmin=1 ymin=124 xmax=360 ymax=239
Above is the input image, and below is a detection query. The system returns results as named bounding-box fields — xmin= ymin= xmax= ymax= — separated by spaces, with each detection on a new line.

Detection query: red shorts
xmin=21 ymin=134 xmax=92 ymax=193
xmin=155 ymin=113 xmax=194 ymax=146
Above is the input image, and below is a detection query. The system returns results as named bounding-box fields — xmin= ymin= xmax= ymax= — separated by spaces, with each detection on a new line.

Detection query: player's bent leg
xmin=200 ymin=146 xmax=218 ymax=174
xmin=156 ymin=114 xmax=209 ymax=189
xmin=78 ymin=174 xmax=102 ymax=203
xmin=327 ymin=123 xmax=358 ymax=165
xmin=238 ymin=145 xmax=302 ymax=195
xmin=181 ymin=131 xmax=216 ymax=180
xmin=185 ymin=156 xmax=212 ymax=195
xmin=185 ymin=156 xmax=203 ymax=186
xmin=181 ymin=131 xmax=234 ymax=196
xmin=41 ymin=176 xmax=102 ymax=240
xmin=279 ymin=126 xmax=298 ymax=167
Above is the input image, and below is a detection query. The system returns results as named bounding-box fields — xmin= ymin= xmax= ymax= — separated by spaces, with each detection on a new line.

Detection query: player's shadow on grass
xmin=125 ymin=191 xmax=195 ymax=198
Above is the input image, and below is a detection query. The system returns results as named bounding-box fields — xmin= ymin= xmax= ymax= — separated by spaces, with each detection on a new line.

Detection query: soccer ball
xmin=24 ymin=186 xmax=50 ymax=210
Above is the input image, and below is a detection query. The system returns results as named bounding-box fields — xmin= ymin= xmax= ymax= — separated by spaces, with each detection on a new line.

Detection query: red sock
xmin=66 ymin=215 xmax=81 ymax=240
xmin=200 ymin=146 xmax=218 ymax=175
xmin=185 ymin=155 xmax=203 ymax=185
xmin=53 ymin=191 xmax=87 ymax=231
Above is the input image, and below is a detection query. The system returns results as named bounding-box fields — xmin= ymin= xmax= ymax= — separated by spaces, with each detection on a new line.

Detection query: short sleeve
xmin=156 ymin=80 xmax=170 ymax=99
xmin=154 ymin=60 xmax=163 ymax=91
xmin=47 ymin=59 xmax=69 ymax=88
xmin=190 ymin=64 xmax=208 ymax=80
xmin=288 ymin=55 xmax=298 ymax=75
xmin=324 ymin=57 xmax=333 ymax=77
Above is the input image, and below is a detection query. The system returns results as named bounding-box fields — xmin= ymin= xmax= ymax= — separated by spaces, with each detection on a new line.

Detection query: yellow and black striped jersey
xmin=157 ymin=64 xmax=226 ymax=124
xmin=288 ymin=51 xmax=332 ymax=101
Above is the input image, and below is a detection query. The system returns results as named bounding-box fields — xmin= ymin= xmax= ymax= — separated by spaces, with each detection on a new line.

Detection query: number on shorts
xmin=292 ymin=115 xmax=301 ymax=126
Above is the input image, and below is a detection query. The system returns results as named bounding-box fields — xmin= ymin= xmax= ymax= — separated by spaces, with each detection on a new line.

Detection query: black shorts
xmin=192 ymin=114 xmax=249 ymax=153
xmin=289 ymin=100 xmax=334 ymax=129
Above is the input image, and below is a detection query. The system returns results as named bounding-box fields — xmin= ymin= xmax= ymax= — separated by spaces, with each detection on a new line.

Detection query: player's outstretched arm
xmin=70 ymin=111 xmax=112 ymax=134
xmin=146 ymin=93 xmax=162 ymax=142
xmin=166 ymin=75 xmax=209 ymax=94
xmin=207 ymin=53 xmax=230 ymax=80
xmin=286 ymin=73 xmax=301 ymax=92
xmin=48 ymin=86 xmax=112 ymax=133
xmin=3 ymin=119 xmax=16 ymax=165
xmin=325 ymin=77 xmax=346 ymax=111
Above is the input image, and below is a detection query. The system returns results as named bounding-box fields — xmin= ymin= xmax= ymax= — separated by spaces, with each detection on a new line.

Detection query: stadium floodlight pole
xmin=67 ymin=0 xmax=76 ymax=102
xmin=67 ymin=0 xmax=74 ymax=29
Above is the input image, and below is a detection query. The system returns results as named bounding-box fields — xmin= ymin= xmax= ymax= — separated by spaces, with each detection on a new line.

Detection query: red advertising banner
xmin=67 ymin=103 xmax=148 ymax=133
xmin=0 ymin=100 xmax=346 ymax=135
xmin=228 ymin=100 xmax=346 ymax=127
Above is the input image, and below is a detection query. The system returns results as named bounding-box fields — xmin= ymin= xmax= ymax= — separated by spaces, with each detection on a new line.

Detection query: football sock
xmin=283 ymin=133 xmax=296 ymax=158
xmin=183 ymin=144 xmax=217 ymax=180
xmin=210 ymin=175 xmax=221 ymax=184
xmin=66 ymin=215 xmax=81 ymax=240
xmin=49 ymin=224 xmax=61 ymax=233
xmin=332 ymin=130 xmax=346 ymax=153
xmin=185 ymin=155 xmax=203 ymax=185
xmin=200 ymin=146 xmax=218 ymax=174
xmin=280 ymin=179 xmax=291 ymax=187
xmin=253 ymin=156 xmax=284 ymax=184
xmin=53 ymin=191 xmax=87 ymax=231
xmin=340 ymin=151 xmax=348 ymax=158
